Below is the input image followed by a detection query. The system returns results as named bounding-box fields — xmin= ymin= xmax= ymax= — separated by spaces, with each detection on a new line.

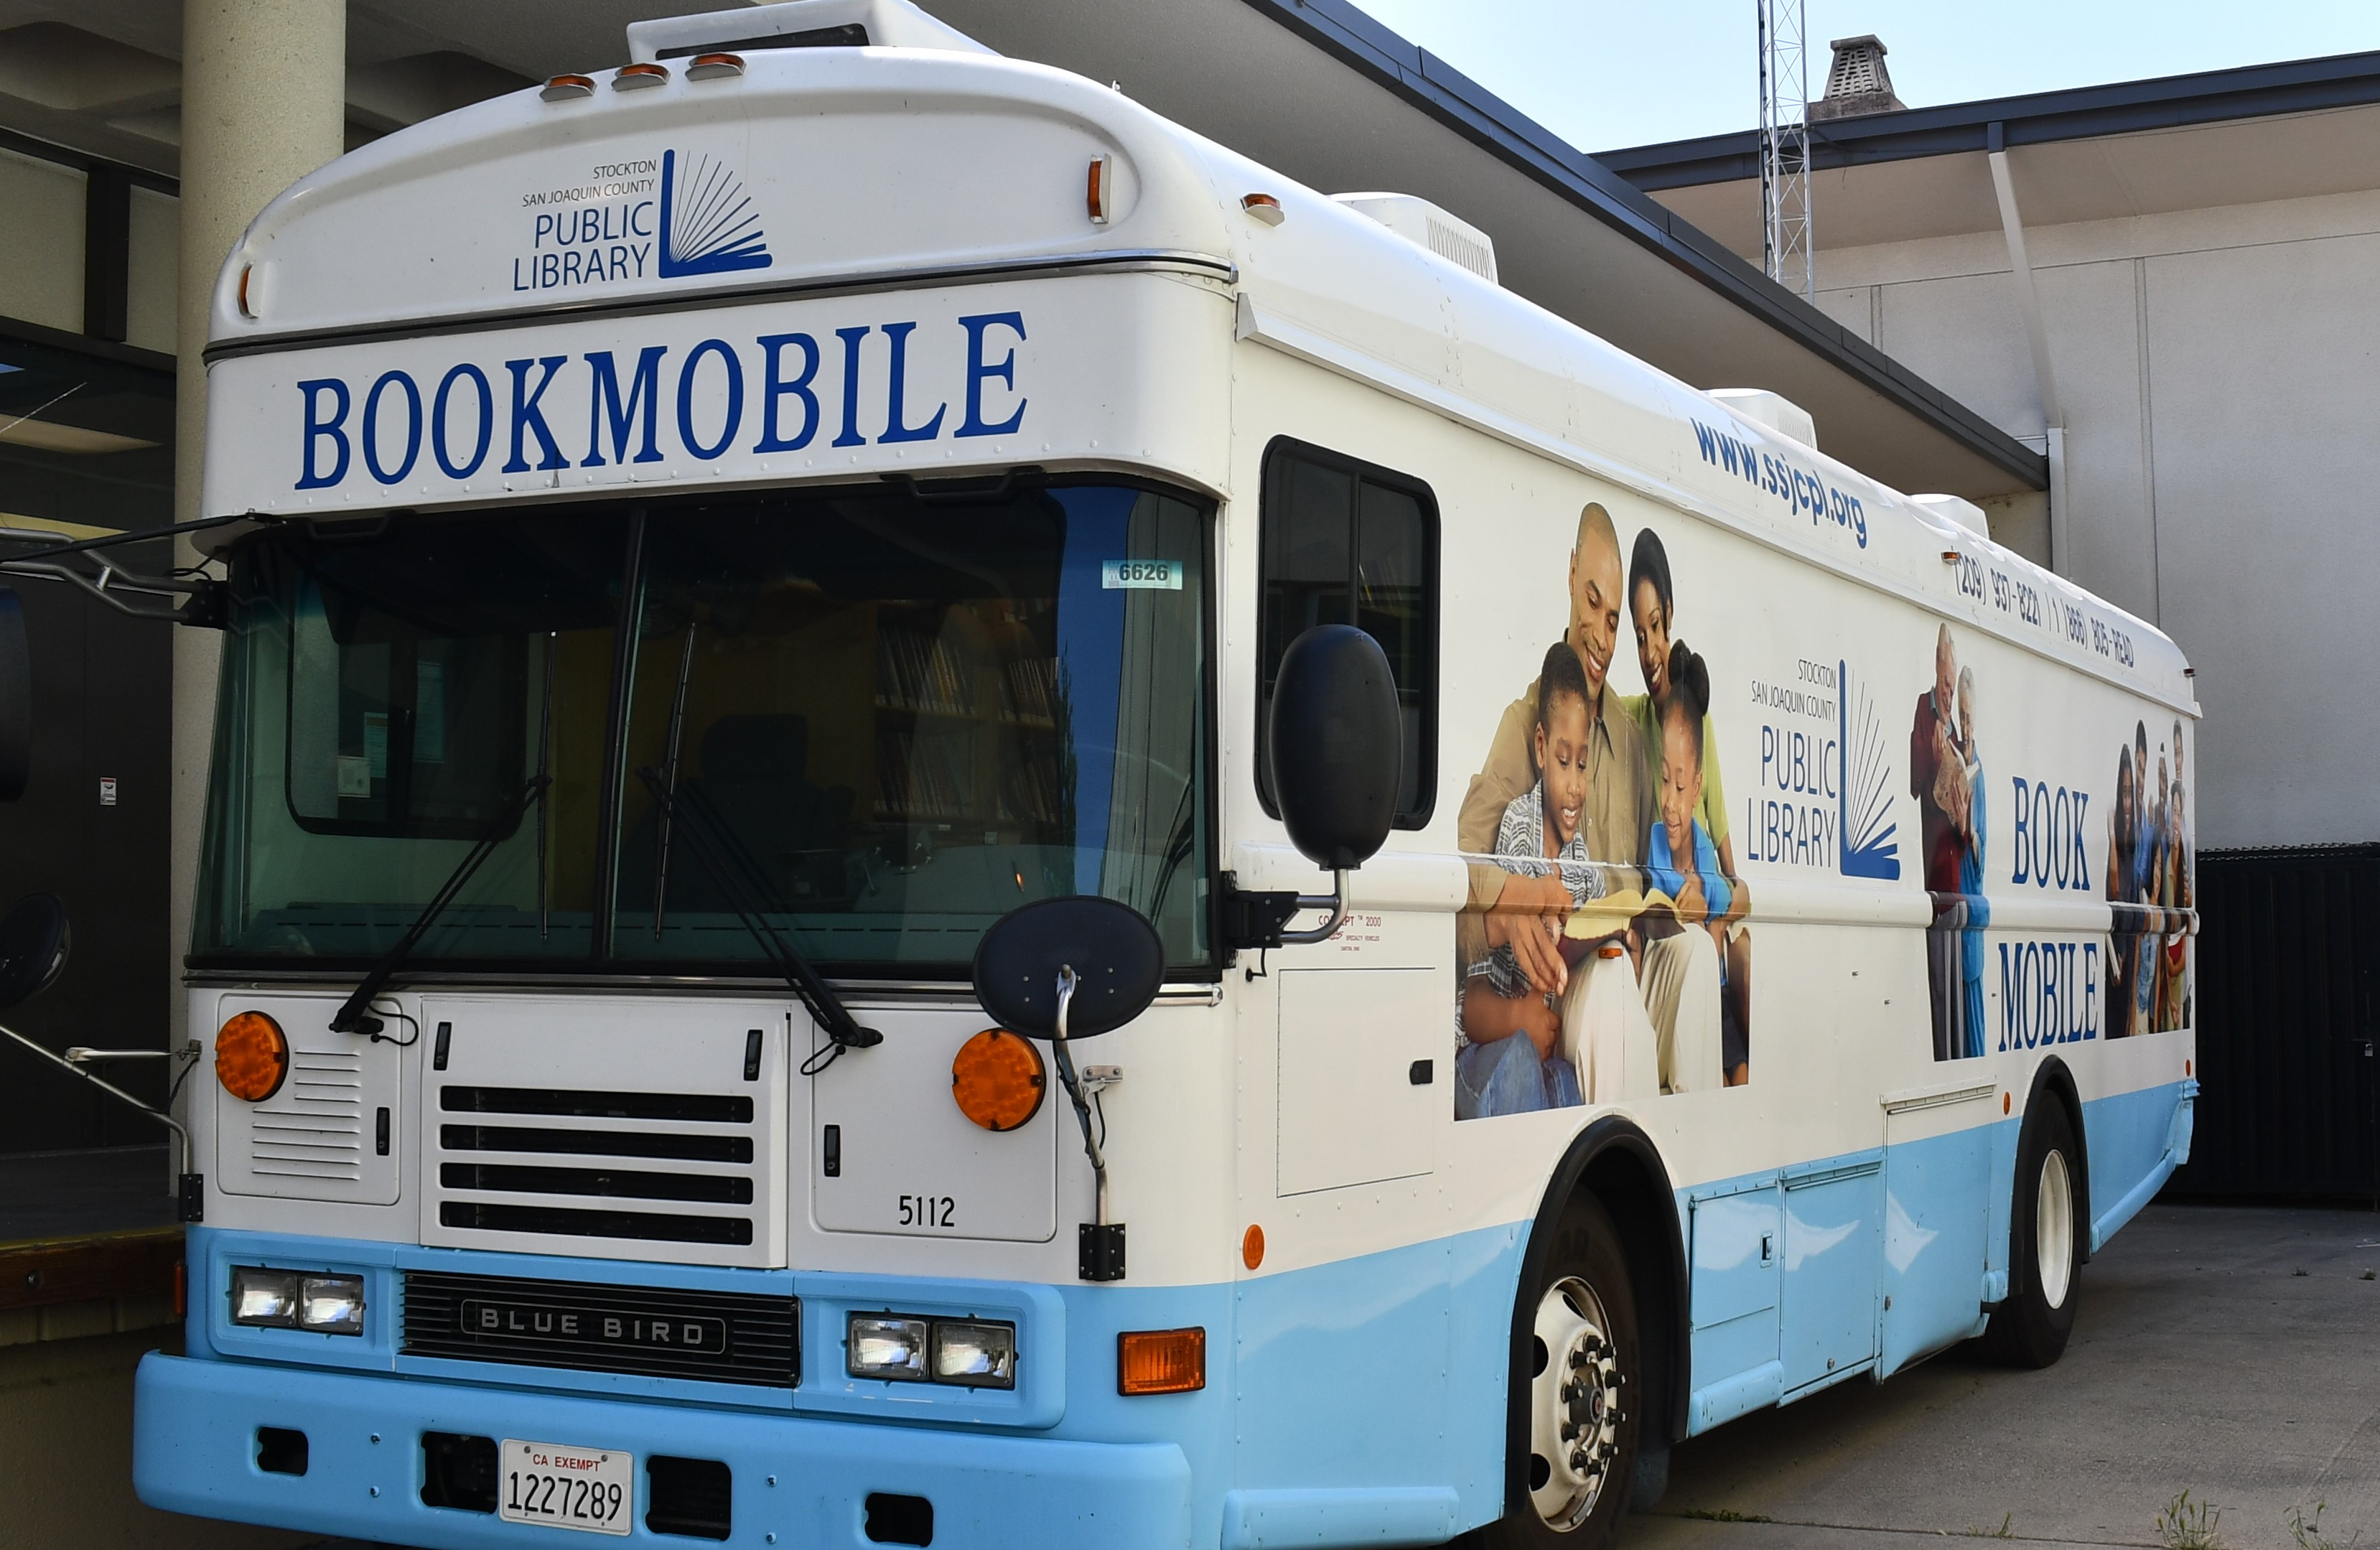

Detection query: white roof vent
xmin=627 ymin=0 xmax=994 ymax=64
xmin=1913 ymin=493 xmax=1990 ymax=538
xmin=1708 ymin=388 xmax=1816 ymax=450
xmin=1331 ymin=193 xmax=1498 ymax=284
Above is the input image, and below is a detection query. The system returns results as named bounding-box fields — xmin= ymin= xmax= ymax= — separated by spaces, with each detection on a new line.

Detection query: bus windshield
xmin=192 ymin=480 xmax=1213 ymax=976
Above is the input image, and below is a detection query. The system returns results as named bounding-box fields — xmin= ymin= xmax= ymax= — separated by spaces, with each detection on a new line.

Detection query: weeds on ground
xmin=1958 ymin=1512 xmax=2017 ymax=1539
xmin=2156 ymin=1490 xmax=2224 ymax=1550
xmin=2287 ymin=1501 xmax=2358 ymax=1550
xmin=1681 ymin=1508 xmax=1774 ymax=1523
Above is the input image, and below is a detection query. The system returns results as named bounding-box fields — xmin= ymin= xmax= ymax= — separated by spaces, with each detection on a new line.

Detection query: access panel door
xmin=1276 ymin=968 xmax=1437 ymax=1195
xmin=1780 ymin=1157 xmax=1882 ymax=1394
xmin=1687 ymin=1180 xmax=1782 ymax=1429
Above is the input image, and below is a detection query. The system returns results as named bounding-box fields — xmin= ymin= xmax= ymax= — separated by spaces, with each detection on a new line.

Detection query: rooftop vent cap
xmin=1708 ymin=388 xmax=1816 ymax=450
xmin=1913 ymin=493 xmax=1990 ymax=538
xmin=1330 ymin=193 xmax=1498 ymax=284
xmin=625 ymin=0 xmax=994 ymax=65
xmin=1811 ymin=34 xmax=1906 ymax=121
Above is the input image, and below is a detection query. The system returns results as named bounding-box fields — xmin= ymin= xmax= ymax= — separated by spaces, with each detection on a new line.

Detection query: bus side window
xmin=1255 ymin=439 xmax=1438 ymax=827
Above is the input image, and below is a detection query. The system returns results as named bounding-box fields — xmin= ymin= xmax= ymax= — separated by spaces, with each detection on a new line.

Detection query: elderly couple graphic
xmin=1452 ymin=504 xmax=1752 ymax=1121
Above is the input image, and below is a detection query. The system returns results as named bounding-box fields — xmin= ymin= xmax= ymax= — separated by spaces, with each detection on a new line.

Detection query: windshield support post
xmin=589 ymin=505 xmax=648 ymax=960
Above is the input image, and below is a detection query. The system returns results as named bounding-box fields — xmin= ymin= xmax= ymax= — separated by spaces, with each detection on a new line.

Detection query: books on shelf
xmin=998 ymin=655 xmax=1059 ymax=724
xmin=874 ymin=627 xmax=969 ymax=715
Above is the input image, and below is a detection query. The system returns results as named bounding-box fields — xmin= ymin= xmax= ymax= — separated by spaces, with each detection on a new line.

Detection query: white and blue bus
xmin=118 ymin=3 xmax=2197 ymax=1546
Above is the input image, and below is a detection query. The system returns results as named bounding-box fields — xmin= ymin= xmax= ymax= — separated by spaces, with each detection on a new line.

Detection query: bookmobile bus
xmin=55 ymin=2 xmax=2205 ymax=1546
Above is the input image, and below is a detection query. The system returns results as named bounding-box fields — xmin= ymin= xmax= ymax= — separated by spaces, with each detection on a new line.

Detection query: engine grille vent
xmin=432 ymin=1086 xmax=762 ymax=1248
xmin=253 ymin=1047 xmax=365 ymax=1182
xmin=401 ymin=1269 xmax=797 ymax=1388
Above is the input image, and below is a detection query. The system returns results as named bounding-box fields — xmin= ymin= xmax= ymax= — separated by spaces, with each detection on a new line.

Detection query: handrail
xmin=0 ymin=1022 xmax=198 ymax=1195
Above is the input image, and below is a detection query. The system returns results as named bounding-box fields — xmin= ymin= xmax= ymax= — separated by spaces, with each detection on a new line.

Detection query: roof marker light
xmin=1086 ymin=156 xmax=1113 ymax=225
xmin=1241 ymin=192 xmax=1285 ymax=227
xmin=235 ymin=265 xmax=258 ymax=319
xmin=612 ymin=62 xmax=669 ymax=90
xmin=539 ymin=74 xmax=595 ymax=103
xmin=686 ymin=52 xmax=745 ymax=80
xmin=1942 ymin=550 xmax=1962 ymax=564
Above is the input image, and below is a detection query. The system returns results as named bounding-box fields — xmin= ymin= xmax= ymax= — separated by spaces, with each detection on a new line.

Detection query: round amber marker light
xmin=952 ymin=1030 xmax=1046 ymax=1132
xmin=1242 ymin=1225 xmax=1265 ymax=1271
xmin=216 ymin=1010 xmax=289 ymax=1103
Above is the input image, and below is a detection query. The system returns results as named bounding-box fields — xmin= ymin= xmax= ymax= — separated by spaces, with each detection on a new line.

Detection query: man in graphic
xmin=1910 ymin=625 xmax=1969 ymax=1060
xmin=1457 ymin=503 xmax=1704 ymax=1101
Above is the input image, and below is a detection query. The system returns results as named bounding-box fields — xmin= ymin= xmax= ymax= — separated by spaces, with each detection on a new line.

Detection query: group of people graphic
xmin=1452 ymin=504 xmax=1752 ymax=1121
xmin=2106 ymin=720 xmax=2192 ymax=1037
xmin=1913 ymin=625 xmax=1989 ymax=1062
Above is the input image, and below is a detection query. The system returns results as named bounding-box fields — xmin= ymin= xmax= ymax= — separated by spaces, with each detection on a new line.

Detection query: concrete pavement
xmin=1630 ymin=1203 xmax=2380 ymax=1550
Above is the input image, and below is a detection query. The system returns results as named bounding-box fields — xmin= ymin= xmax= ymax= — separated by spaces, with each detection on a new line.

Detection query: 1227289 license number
xmin=499 ymin=1439 xmax=633 ymax=1536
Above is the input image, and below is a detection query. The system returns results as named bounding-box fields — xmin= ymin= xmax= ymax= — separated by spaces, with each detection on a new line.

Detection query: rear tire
xmin=1984 ymin=1098 xmax=2082 ymax=1368
xmin=1473 ymin=1193 xmax=1643 ymax=1549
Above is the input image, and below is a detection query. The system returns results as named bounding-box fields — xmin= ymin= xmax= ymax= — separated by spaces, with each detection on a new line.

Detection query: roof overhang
xmin=919 ymin=0 xmax=2046 ymax=498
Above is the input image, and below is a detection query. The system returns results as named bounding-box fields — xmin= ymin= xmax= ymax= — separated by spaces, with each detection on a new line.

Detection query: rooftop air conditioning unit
xmin=1331 ymin=192 xmax=1498 ymax=285
xmin=1708 ymin=387 xmax=1817 ymax=450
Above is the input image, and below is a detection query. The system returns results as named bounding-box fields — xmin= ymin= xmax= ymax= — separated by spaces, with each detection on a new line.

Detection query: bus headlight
xmin=230 ymin=1266 xmax=365 ymax=1335
xmin=931 ymin=1320 xmax=1016 ymax=1388
xmin=847 ymin=1315 xmax=930 ymax=1381
xmin=847 ymin=1314 xmax=1017 ymax=1389
xmin=299 ymin=1274 xmax=366 ymax=1334
xmin=230 ymin=1267 xmax=300 ymax=1326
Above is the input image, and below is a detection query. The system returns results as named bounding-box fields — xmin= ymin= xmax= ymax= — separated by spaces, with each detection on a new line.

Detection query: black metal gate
xmin=2167 ymin=844 xmax=2380 ymax=1204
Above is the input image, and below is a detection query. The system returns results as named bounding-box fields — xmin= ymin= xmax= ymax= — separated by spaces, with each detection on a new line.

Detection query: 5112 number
xmin=898 ymin=1194 xmax=956 ymax=1228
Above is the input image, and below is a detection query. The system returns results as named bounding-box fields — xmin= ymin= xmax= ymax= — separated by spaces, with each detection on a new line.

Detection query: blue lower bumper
xmin=135 ymin=1352 xmax=1192 ymax=1549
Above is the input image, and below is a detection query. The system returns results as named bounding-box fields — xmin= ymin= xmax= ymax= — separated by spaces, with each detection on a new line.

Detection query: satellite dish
xmin=0 ymin=894 xmax=70 ymax=1010
xmin=971 ymin=896 xmax=1164 ymax=1040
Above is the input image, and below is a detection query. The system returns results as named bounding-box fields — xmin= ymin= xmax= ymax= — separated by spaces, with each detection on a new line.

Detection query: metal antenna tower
xmin=1758 ymin=0 xmax=1814 ymax=299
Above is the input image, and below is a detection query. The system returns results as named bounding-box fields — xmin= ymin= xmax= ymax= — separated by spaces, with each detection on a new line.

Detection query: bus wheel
xmin=1984 ymin=1098 xmax=2081 ymax=1368
xmin=1488 ymin=1194 xmax=1641 ymax=1546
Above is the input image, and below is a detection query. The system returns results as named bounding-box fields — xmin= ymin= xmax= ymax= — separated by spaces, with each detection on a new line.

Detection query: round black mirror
xmin=0 ymin=893 xmax=69 ymax=1010
xmin=0 ymin=589 xmax=30 ymax=803
xmin=971 ymin=896 xmax=1165 ymax=1040
xmin=1268 ymin=624 xmax=1401 ymax=872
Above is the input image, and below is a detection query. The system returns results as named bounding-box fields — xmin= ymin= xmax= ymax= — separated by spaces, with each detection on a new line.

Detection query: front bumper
xmin=136 ymin=1352 xmax=1193 ymax=1549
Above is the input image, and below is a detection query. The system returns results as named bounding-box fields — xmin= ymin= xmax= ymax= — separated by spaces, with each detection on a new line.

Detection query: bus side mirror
xmin=972 ymin=895 xmax=1165 ymax=1041
xmin=0 ymin=589 xmax=28 ymax=803
xmin=0 ymin=894 xmax=70 ymax=1009
xmin=1268 ymin=624 xmax=1400 ymax=873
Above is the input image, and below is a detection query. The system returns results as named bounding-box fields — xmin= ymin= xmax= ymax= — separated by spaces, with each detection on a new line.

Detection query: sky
xmin=1350 ymin=0 xmax=2380 ymax=153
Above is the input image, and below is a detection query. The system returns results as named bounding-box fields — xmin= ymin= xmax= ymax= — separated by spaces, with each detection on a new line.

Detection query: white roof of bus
xmin=206 ymin=6 xmax=2191 ymax=709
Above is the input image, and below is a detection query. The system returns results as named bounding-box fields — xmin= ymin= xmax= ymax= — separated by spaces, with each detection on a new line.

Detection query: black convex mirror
xmin=0 ymin=589 xmax=29 ymax=803
xmin=972 ymin=895 xmax=1165 ymax=1040
xmin=0 ymin=894 xmax=70 ymax=1009
xmin=1268 ymin=623 xmax=1401 ymax=872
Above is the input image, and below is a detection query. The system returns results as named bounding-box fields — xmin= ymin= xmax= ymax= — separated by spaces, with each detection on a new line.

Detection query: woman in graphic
xmin=1954 ymin=668 xmax=1989 ymax=1060
xmin=1455 ymin=640 xmax=1602 ymax=1118
xmin=2160 ymin=724 xmax=2191 ymax=1030
xmin=1624 ymin=530 xmax=1750 ymax=1083
xmin=1643 ymin=640 xmax=1730 ymax=1091
xmin=2105 ymin=744 xmax=2139 ymax=1037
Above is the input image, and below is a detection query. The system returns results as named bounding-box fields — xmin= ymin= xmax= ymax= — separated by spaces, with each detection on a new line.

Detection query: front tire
xmin=1984 ymin=1098 xmax=2082 ymax=1368
xmin=1475 ymin=1193 xmax=1642 ymax=1549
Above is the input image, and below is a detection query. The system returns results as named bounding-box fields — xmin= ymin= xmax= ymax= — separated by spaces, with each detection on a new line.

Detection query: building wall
xmin=1810 ymin=187 xmax=2380 ymax=851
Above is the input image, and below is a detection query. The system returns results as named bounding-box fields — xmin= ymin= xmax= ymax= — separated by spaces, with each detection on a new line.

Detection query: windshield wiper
xmin=634 ymin=767 xmax=882 ymax=1071
xmin=328 ymin=775 xmax=551 ymax=1036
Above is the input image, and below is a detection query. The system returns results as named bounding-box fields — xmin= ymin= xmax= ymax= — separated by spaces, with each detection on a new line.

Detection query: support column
xmin=172 ymin=0 xmax=346 ymax=1041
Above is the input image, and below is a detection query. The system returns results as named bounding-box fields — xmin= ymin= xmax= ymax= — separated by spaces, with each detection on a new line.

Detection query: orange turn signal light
xmin=215 ymin=1010 xmax=289 ymax=1103
xmin=1119 ymin=1327 xmax=1205 ymax=1395
xmin=952 ymin=1029 xmax=1046 ymax=1132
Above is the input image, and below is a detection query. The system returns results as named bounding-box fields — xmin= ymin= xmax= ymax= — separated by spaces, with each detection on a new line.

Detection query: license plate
xmin=499 ymin=1439 xmax=633 ymax=1536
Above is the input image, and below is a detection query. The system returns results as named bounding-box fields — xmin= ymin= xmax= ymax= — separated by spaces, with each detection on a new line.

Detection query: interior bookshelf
xmin=870 ymin=601 xmax=1068 ymax=830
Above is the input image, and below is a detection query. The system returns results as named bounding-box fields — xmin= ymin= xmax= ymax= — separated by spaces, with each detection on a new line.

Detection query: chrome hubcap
xmin=2036 ymin=1148 xmax=2074 ymax=1309
xmin=1529 ymin=1276 xmax=1624 ymax=1530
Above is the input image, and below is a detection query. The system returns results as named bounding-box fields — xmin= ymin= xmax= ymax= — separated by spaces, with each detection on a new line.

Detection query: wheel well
xmin=2018 ymin=1057 xmax=2093 ymax=1271
xmin=1505 ymin=1116 xmax=1690 ymax=1493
